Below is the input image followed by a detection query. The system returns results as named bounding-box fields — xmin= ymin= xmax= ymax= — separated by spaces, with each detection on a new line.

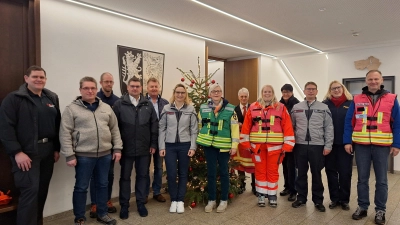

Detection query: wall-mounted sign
xmin=354 ymin=56 xmax=381 ymax=70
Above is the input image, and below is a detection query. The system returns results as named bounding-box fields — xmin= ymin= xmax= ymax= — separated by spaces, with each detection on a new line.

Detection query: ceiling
xmin=76 ymin=0 xmax=400 ymax=59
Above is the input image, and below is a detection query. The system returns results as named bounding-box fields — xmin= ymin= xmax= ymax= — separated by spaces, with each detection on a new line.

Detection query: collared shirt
xmin=240 ymin=103 xmax=248 ymax=115
xmin=151 ymin=98 xmax=159 ymax=119
xmin=129 ymin=95 xmax=140 ymax=106
xmin=28 ymin=89 xmax=58 ymax=140
xmin=174 ymin=101 xmax=184 ymax=111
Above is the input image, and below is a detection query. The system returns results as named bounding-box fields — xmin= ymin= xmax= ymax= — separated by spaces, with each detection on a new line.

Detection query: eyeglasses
xmin=211 ymin=90 xmax=222 ymax=94
xmin=81 ymin=87 xmax=97 ymax=91
xmin=305 ymin=88 xmax=317 ymax=91
xmin=330 ymin=86 xmax=342 ymax=91
xmin=129 ymin=85 xmax=141 ymax=89
xmin=175 ymin=91 xmax=186 ymax=95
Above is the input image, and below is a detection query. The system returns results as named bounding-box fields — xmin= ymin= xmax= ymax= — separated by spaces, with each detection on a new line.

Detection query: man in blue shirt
xmin=90 ymin=72 xmax=120 ymax=218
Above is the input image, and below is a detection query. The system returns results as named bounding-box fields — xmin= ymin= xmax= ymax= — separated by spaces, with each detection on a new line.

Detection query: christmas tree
xmin=176 ymin=57 xmax=241 ymax=208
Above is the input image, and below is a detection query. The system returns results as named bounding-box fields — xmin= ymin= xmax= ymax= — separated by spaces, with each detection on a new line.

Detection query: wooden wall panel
xmin=224 ymin=58 xmax=258 ymax=106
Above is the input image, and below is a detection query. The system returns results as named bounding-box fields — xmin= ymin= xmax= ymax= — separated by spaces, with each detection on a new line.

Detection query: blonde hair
xmin=323 ymin=80 xmax=353 ymax=100
xmin=257 ymin=85 xmax=280 ymax=110
xmin=170 ymin=83 xmax=191 ymax=105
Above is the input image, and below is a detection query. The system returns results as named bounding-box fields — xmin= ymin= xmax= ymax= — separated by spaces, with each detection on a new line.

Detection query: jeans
xmin=119 ymin=154 xmax=150 ymax=208
xmin=146 ymin=148 xmax=163 ymax=195
xmin=10 ymin=142 xmax=54 ymax=225
xmin=73 ymin=154 xmax=111 ymax=221
xmin=325 ymin=144 xmax=353 ymax=203
xmin=282 ymin=151 xmax=297 ymax=194
xmin=354 ymin=144 xmax=390 ymax=211
xmin=90 ymin=158 xmax=115 ymax=204
xmin=204 ymin=146 xmax=230 ymax=201
xmin=164 ymin=142 xmax=191 ymax=202
xmin=294 ymin=144 xmax=325 ymax=204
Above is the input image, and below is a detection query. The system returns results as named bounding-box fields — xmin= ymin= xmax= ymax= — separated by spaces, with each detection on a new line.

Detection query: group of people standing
xmin=0 ymin=66 xmax=399 ymax=225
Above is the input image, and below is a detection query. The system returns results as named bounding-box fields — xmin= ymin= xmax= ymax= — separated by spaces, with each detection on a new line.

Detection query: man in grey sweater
xmin=60 ymin=76 xmax=123 ymax=225
xmin=290 ymin=81 xmax=334 ymax=212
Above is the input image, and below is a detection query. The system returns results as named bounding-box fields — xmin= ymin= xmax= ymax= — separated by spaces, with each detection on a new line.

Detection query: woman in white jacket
xmin=159 ymin=83 xmax=198 ymax=213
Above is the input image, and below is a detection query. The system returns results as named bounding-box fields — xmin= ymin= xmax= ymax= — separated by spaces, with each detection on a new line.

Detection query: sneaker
xmin=119 ymin=207 xmax=129 ymax=220
xmin=352 ymin=207 xmax=367 ymax=220
xmin=329 ymin=201 xmax=339 ymax=209
xmin=258 ymin=195 xmax=266 ymax=207
xmin=315 ymin=203 xmax=326 ymax=212
xmin=204 ymin=200 xmax=216 ymax=213
xmin=96 ymin=214 xmax=116 ymax=225
xmin=279 ymin=188 xmax=290 ymax=196
xmin=74 ymin=218 xmax=85 ymax=225
xmin=107 ymin=200 xmax=117 ymax=213
xmin=288 ymin=193 xmax=296 ymax=202
xmin=269 ymin=199 xmax=277 ymax=208
xmin=169 ymin=201 xmax=177 ymax=213
xmin=292 ymin=200 xmax=305 ymax=208
xmin=177 ymin=201 xmax=184 ymax=214
xmin=375 ymin=210 xmax=386 ymax=225
xmin=216 ymin=200 xmax=228 ymax=213
xmin=137 ymin=203 xmax=148 ymax=217
xmin=89 ymin=204 xmax=97 ymax=218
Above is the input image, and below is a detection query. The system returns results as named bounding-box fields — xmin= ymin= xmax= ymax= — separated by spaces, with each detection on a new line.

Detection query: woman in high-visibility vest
xmin=240 ymin=85 xmax=295 ymax=207
xmin=196 ymin=83 xmax=239 ymax=213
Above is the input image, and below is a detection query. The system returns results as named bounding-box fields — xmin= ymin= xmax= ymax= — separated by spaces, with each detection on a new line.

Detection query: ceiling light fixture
xmin=279 ymin=60 xmax=305 ymax=97
xmin=319 ymin=8 xmax=326 ymax=12
xmin=192 ymin=0 xmax=323 ymax=54
xmin=65 ymin=0 xmax=275 ymax=58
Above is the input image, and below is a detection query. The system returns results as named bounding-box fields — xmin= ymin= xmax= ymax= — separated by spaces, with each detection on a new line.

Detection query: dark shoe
xmin=288 ymin=193 xmax=296 ymax=202
xmin=341 ymin=202 xmax=350 ymax=211
xmin=153 ymin=194 xmax=166 ymax=202
xmin=137 ymin=204 xmax=148 ymax=217
xmin=375 ymin=210 xmax=385 ymax=225
xmin=120 ymin=207 xmax=129 ymax=220
xmin=74 ymin=218 xmax=85 ymax=225
xmin=279 ymin=188 xmax=290 ymax=196
xmin=107 ymin=200 xmax=117 ymax=213
xmin=292 ymin=200 xmax=305 ymax=208
xmin=145 ymin=196 xmax=148 ymax=204
xmin=315 ymin=204 xmax=326 ymax=212
xmin=89 ymin=204 xmax=97 ymax=218
xmin=352 ymin=207 xmax=368 ymax=220
xmin=252 ymin=188 xmax=257 ymax=196
xmin=97 ymin=214 xmax=116 ymax=225
xmin=329 ymin=201 xmax=339 ymax=209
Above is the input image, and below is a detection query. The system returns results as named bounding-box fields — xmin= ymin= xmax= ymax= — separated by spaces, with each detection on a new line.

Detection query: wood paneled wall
xmin=224 ymin=58 xmax=258 ymax=106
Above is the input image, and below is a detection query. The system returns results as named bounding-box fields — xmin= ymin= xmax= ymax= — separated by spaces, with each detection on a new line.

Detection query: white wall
xmin=41 ymin=0 xmax=205 ymax=216
xmin=208 ymin=61 xmax=224 ymax=95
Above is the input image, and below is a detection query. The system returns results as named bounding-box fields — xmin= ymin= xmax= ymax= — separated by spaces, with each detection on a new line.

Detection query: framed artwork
xmin=117 ymin=45 xmax=165 ymax=95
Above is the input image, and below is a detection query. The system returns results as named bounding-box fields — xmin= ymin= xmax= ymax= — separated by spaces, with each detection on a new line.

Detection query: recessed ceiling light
xmin=319 ymin=8 xmax=326 ymax=12
xmin=338 ymin=22 xmax=343 ymax=25
xmin=352 ymin=32 xmax=360 ymax=37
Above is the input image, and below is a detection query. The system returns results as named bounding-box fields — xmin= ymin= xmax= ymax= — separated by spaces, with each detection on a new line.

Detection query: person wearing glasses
xmin=322 ymin=81 xmax=353 ymax=211
xmin=196 ymin=83 xmax=239 ymax=213
xmin=112 ymin=77 xmax=158 ymax=219
xmin=291 ymin=82 xmax=333 ymax=212
xmin=240 ymin=85 xmax=295 ymax=208
xmin=59 ymin=76 xmax=123 ymax=225
xmin=158 ymin=84 xmax=198 ymax=213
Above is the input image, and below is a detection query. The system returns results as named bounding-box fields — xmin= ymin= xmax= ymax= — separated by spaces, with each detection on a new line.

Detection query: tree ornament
xmin=190 ymin=83 xmax=193 ymax=87
xmin=189 ymin=167 xmax=193 ymax=171
xmin=181 ymin=78 xmax=185 ymax=82
xmin=191 ymin=79 xmax=195 ymax=84
xmin=211 ymin=80 xmax=215 ymax=84
xmin=229 ymin=193 xmax=234 ymax=199
xmin=191 ymin=201 xmax=196 ymax=208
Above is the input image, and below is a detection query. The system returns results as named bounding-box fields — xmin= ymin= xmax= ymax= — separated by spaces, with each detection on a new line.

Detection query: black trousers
xmin=237 ymin=171 xmax=255 ymax=190
xmin=119 ymin=154 xmax=150 ymax=208
xmin=282 ymin=152 xmax=297 ymax=194
xmin=324 ymin=144 xmax=353 ymax=203
xmin=294 ymin=144 xmax=324 ymax=204
xmin=10 ymin=142 xmax=55 ymax=225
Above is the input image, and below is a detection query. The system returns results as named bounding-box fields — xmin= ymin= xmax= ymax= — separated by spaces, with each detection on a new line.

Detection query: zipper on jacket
xmin=92 ymin=111 xmax=100 ymax=157
xmin=175 ymin=110 xmax=182 ymax=143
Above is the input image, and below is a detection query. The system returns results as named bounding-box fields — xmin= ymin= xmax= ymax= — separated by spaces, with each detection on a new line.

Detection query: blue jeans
xmin=204 ymin=146 xmax=230 ymax=201
xmin=90 ymin=158 xmax=115 ymax=204
xmin=164 ymin=142 xmax=191 ymax=202
xmin=146 ymin=148 xmax=163 ymax=195
xmin=354 ymin=144 xmax=390 ymax=211
xmin=73 ymin=154 xmax=111 ymax=221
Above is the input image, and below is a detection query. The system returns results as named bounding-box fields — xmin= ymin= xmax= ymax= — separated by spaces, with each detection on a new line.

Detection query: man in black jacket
xmin=279 ymin=84 xmax=300 ymax=202
xmin=0 ymin=66 xmax=61 ymax=225
xmin=113 ymin=77 xmax=158 ymax=219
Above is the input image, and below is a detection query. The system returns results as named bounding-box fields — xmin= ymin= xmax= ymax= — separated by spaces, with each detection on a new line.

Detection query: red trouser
xmin=252 ymin=144 xmax=283 ymax=196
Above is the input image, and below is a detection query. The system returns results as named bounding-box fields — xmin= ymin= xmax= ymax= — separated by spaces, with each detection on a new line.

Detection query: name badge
xmin=202 ymin=109 xmax=212 ymax=113
xmin=356 ymin=103 xmax=369 ymax=106
xmin=355 ymin=114 xmax=367 ymax=119
xmin=255 ymin=155 xmax=261 ymax=162
xmin=46 ymin=104 xmax=55 ymax=108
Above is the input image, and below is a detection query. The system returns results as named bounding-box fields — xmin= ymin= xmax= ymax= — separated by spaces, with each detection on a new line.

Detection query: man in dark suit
xmin=233 ymin=87 xmax=255 ymax=194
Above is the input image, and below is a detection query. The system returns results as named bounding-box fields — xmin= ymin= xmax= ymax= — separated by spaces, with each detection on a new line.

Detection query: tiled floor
xmin=45 ymin=167 xmax=400 ymax=224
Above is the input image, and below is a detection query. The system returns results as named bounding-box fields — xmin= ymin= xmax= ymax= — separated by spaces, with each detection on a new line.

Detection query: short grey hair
xmin=208 ymin=83 xmax=223 ymax=95
xmin=238 ymin=87 xmax=249 ymax=97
